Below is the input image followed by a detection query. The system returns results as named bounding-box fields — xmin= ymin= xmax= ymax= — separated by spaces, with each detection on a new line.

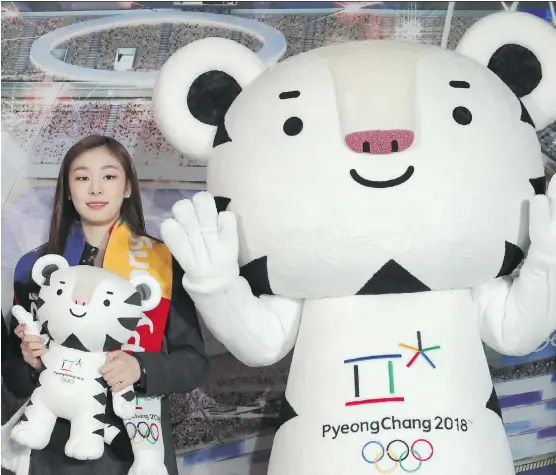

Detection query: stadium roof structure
xmin=29 ymin=10 xmax=287 ymax=87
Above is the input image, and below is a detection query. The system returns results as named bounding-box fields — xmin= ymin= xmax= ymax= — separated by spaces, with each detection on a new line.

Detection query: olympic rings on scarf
xmin=125 ymin=421 xmax=160 ymax=445
xmin=59 ymin=377 xmax=75 ymax=384
xmin=361 ymin=439 xmax=434 ymax=473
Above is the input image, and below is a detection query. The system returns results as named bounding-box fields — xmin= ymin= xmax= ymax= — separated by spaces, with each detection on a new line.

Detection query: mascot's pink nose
xmin=345 ymin=130 xmax=415 ymax=154
xmin=74 ymin=299 xmax=88 ymax=306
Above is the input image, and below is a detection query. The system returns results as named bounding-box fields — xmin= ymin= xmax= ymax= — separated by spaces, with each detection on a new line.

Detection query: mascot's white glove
xmin=475 ymin=178 xmax=556 ymax=356
xmin=161 ymin=191 xmax=303 ymax=367
xmin=160 ymin=191 xmax=240 ymax=294
xmin=528 ymin=177 xmax=556 ymax=265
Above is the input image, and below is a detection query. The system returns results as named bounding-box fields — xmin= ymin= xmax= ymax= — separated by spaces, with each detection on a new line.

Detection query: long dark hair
xmin=46 ymin=135 xmax=146 ymax=255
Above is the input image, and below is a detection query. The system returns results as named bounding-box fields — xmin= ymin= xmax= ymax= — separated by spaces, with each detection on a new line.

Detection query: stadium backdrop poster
xmin=1 ymin=2 xmax=555 ymax=474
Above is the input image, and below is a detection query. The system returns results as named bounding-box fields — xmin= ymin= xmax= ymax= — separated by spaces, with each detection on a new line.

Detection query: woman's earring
xmin=124 ymin=193 xmax=130 ymax=198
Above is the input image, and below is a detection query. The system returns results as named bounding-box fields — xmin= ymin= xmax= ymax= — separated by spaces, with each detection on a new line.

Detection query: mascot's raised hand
xmin=473 ymin=176 xmax=556 ymax=357
xmin=161 ymin=192 xmax=303 ymax=367
xmin=160 ymin=192 xmax=240 ymax=294
xmin=530 ymin=178 xmax=556 ymax=263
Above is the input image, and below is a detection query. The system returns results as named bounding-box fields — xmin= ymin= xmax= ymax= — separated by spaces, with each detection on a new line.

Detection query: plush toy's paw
xmin=128 ymin=459 xmax=169 ymax=475
xmin=2 ymin=422 xmax=31 ymax=466
xmin=1 ymin=445 xmax=31 ymax=475
xmin=11 ymin=422 xmax=49 ymax=450
xmin=2 ymin=401 xmax=32 ymax=474
xmin=113 ymin=393 xmax=136 ymax=420
xmin=65 ymin=433 xmax=104 ymax=460
xmin=11 ymin=306 xmax=41 ymax=336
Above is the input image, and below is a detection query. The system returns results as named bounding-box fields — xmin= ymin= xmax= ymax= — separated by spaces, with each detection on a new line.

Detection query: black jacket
xmin=2 ymin=242 xmax=209 ymax=475
xmin=2 ymin=311 xmax=8 ymax=362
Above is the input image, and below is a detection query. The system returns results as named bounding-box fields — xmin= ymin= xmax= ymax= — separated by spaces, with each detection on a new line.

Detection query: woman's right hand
xmin=15 ymin=324 xmax=45 ymax=370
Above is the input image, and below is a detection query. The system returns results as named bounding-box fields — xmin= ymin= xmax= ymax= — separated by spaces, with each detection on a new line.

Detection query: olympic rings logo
xmin=361 ymin=439 xmax=434 ymax=473
xmin=59 ymin=377 xmax=75 ymax=384
xmin=125 ymin=421 xmax=160 ymax=445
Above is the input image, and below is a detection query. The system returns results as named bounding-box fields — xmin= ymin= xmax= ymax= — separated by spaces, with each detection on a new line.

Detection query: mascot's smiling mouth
xmin=70 ymin=309 xmax=87 ymax=318
xmin=350 ymin=166 xmax=415 ymax=188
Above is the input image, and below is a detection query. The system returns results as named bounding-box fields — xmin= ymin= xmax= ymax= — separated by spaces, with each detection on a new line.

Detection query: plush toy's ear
xmin=129 ymin=275 xmax=162 ymax=312
xmin=152 ymin=37 xmax=267 ymax=161
xmin=456 ymin=11 xmax=556 ymax=131
xmin=31 ymin=254 xmax=69 ymax=286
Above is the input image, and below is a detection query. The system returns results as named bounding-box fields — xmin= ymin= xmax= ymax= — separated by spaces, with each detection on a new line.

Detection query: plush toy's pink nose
xmin=345 ymin=130 xmax=415 ymax=154
xmin=74 ymin=299 xmax=88 ymax=306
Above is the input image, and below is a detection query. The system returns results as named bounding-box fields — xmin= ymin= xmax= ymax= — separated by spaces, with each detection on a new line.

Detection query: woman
xmin=2 ymin=135 xmax=209 ymax=475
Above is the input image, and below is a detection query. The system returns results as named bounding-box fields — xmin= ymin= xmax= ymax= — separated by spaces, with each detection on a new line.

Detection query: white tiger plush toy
xmin=10 ymin=254 xmax=162 ymax=461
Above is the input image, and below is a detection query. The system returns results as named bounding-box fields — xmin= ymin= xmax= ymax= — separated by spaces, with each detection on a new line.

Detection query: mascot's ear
xmin=31 ymin=254 xmax=70 ymax=286
xmin=456 ymin=11 xmax=556 ymax=131
xmin=129 ymin=275 xmax=162 ymax=312
xmin=152 ymin=37 xmax=267 ymax=161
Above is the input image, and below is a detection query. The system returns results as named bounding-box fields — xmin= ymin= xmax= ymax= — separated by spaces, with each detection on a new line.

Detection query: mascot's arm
xmin=192 ymin=280 xmax=303 ymax=367
xmin=161 ymin=192 xmax=303 ymax=367
xmin=473 ymin=179 xmax=555 ymax=356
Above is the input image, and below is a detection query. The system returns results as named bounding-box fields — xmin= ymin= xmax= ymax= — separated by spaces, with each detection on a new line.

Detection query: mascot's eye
xmin=56 ymin=289 xmax=63 ymax=296
xmin=103 ymin=299 xmax=111 ymax=307
xmin=283 ymin=117 xmax=303 ymax=136
xmin=453 ymin=106 xmax=472 ymax=125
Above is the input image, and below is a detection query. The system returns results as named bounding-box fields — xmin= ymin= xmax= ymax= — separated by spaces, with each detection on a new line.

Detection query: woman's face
xmin=68 ymin=147 xmax=130 ymax=228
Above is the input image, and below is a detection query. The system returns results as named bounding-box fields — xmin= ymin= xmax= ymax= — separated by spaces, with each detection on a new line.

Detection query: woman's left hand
xmin=100 ymin=351 xmax=141 ymax=393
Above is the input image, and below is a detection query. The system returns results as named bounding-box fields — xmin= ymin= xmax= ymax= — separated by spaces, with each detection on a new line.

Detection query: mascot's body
xmin=9 ymin=255 xmax=161 ymax=461
xmin=153 ymin=12 xmax=556 ymax=475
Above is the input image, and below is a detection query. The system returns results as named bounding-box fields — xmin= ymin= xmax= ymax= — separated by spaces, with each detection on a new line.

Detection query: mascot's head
xmin=153 ymin=12 xmax=556 ymax=299
xmin=31 ymin=255 xmax=162 ymax=352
